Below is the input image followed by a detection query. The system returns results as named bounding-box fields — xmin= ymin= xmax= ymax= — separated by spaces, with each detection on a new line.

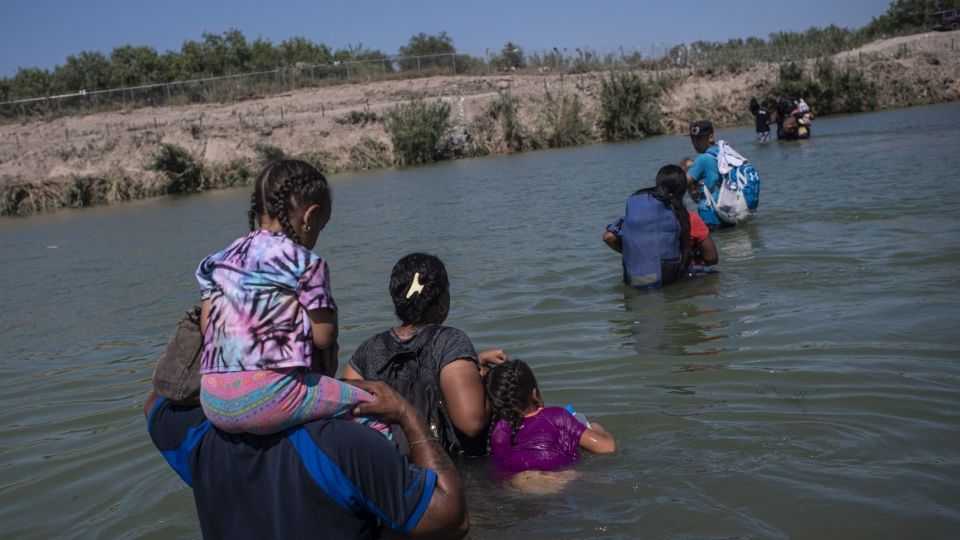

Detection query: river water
xmin=1 ymin=103 xmax=958 ymax=539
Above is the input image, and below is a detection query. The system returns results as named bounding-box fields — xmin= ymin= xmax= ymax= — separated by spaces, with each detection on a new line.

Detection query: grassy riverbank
xmin=2 ymin=30 xmax=958 ymax=217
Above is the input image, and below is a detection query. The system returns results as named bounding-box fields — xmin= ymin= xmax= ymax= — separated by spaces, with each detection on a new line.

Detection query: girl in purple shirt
xmin=485 ymin=360 xmax=616 ymax=475
xmin=197 ymin=159 xmax=386 ymax=436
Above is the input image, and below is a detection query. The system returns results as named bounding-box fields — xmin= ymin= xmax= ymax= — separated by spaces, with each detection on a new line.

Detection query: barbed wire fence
xmin=1 ymin=36 xmax=955 ymax=122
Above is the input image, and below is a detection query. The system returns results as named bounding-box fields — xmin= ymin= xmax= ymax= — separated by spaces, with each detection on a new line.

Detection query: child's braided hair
xmin=248 ymin=159 xmax=331 ymax=245
xmin=485 ymin=359 xmax=539 ymax=446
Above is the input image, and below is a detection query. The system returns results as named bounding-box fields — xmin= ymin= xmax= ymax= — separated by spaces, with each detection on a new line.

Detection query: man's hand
xmin=349 ymin=380 xmax=412 ymax=425
xmin=348 ymin=380 xmax=469 ymax=539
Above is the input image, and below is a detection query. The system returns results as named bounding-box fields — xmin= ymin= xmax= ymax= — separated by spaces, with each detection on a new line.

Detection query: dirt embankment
xmin=1 ymin=30 xmax=958 ymax=215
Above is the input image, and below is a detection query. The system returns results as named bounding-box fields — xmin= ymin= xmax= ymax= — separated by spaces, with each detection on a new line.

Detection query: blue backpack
xmin=609 ymin=192 xmax=683 ymax=289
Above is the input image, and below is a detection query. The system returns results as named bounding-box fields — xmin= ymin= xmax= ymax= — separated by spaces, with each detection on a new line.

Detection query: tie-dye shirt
xmin=196 ymin=230 xmax=336 ymax=374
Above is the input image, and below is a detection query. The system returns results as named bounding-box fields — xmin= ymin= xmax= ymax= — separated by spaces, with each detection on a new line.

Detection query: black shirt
xmin=753 ymin=107 xmax=770 ymax=133
xmin=350 ymin=325 xmax=482 ymax=454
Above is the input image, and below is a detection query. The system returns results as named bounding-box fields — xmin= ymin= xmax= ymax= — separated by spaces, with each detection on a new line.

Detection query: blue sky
xmin=1 ymin=0 xmax=893 ymax=77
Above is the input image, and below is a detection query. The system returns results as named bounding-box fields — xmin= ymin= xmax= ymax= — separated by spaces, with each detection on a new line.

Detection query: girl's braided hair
xmin=485 ymin=359 xmax=538 ymax=446
xmin=248 ymin=159 xmax=331 ymax=245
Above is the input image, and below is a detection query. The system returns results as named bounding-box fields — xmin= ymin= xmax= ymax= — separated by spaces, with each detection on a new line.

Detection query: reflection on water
xmin=1 ymin=104 xmax=960 ymax=538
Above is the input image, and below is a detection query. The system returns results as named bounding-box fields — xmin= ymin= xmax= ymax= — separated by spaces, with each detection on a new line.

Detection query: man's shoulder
xmin=694 ymin=150 xmax=720 ymax=176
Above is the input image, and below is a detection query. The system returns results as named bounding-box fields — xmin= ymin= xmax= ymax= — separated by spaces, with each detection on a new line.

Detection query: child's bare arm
xmin=308 ymin=307 xmax=337 ymax=348
xmin=579 ymin=422 xmax=616 ymax=454
xmin=200 ymin=298 xmax=211 ymax=337
xmin=308 ymin=307 xmax=338 ymax=375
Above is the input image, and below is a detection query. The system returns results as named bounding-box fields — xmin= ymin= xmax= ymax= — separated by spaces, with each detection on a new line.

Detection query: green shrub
xmin=206 ymin=159 xmax=253 ymax=189
xmin=148 ymin=143 xmax=205 ymax=194
xmin=348 ymin=137 xmax=392 ymax=170
xmin=540 ymin=90 xmax=590 ymax=147
xmin=383 ymin=97 xmax=451 ymax=166
xmin=597 ymin=71 xmax=665 ymax=141
xmin=0 ymin=180 xmax=68 ymax=216
xmin=252 ymin=142 xmax=285 ymax=164
xmin=486 ymin=93 xmax=529 ymax=152
xmin=334 ymin=110 xmax=379 ymax=126
xmin=67 ymin=174 xmax=132 ymax=207
xmin=812 ymin=58 xmax=878 ymax=114
xmin=767 ymin=59 xmax=877 ymax=116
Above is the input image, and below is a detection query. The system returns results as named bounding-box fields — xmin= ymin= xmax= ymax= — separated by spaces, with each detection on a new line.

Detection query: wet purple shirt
xmin=489 ymin=406 xmax=587 ymax=474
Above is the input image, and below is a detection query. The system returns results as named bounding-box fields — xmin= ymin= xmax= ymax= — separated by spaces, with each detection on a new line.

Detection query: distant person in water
xmin=750 ymin=97 xmax=771 ymax=143
xmin=776 ymin=98 xmax=812 ymax=140
xmin=603 ymin=164 xmax=717 ymax=288
xmin=685 ymin=119 xmax=760 ymax=228
xmin=485 ymin=359 xmax=615 ymax=475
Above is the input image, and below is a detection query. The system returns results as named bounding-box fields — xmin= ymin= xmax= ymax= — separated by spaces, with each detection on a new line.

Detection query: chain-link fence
xmin=2 ymin=36 xmax=956 ymax=121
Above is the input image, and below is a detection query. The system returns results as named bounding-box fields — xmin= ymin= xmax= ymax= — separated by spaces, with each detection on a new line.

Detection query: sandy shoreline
xmin=1 ymin=30 xmax=957 ymax=215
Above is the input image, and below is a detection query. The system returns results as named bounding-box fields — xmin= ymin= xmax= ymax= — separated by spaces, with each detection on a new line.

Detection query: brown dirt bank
xmin=2 ymin=30 xmax=958 ymax=216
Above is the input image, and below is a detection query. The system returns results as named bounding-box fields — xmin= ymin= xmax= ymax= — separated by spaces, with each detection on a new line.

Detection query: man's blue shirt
xmin=146 ymin=397 xmax=436 ymax=539
xmin=688 ymin=145 xmax=721 ymax=227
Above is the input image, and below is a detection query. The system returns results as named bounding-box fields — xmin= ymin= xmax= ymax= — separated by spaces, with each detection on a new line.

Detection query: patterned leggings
xmin=200 ymin=368 xmax=391 ymax=437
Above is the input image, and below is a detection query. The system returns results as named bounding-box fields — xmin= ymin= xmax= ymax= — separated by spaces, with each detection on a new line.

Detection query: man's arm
xmin=144 ymin=389 xmax=159 ymax=418
xmin=351 ymin=380 xmax=468 ymax=539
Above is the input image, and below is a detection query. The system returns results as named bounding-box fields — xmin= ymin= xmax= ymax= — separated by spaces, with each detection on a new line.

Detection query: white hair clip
xmin=405 ymin=272 xmax=425 ymax=299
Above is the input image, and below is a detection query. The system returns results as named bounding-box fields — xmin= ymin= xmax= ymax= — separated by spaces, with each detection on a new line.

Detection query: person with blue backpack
xmin=603 ymin=164 xmax=718 ymax=289
xmin=686 ymin=120 xmax=761 ymax=230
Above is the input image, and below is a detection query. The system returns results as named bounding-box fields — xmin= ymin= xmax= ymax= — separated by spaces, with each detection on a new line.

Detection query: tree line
xmin=1 ymin=0 xmax=957 ymax=103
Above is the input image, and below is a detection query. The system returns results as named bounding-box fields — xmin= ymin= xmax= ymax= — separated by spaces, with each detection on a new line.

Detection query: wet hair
xmin=637 ymin=164 xmax=692 ymax=282
xmin=248 ymin=159 xmax=331 ymax=245
xmin=485 ymin=359 xmax=539 ymax=446
xmin=389 ymin=253 xmax=450 ymax=326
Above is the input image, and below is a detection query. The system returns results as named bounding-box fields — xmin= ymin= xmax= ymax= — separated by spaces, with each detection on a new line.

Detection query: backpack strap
xmin=375 ymin=325 xmax=442 ymax=378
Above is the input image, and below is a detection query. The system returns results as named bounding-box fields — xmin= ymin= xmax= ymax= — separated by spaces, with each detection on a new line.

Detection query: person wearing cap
xmin=685 ymin=120 xmax=728 ymax=231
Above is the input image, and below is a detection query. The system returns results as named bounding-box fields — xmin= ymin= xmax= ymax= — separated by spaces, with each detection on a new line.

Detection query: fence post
xmin=452 ymin=53 xmax=457 ymax=75
xmin=346 ymin=61 xmax=351 ymax=79
xmin=417 ymin=56 xmax=421 ymax=74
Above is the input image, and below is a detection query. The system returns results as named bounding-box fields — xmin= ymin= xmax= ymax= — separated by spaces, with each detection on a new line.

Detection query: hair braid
xmin=248 ymin=183 xmax=261 ymax=231
xmin=505 ymin=363 xmax=525 ymax=445
xmin=247 ymin=159 xmax=331 ymax=244
xmin=272 ymin=175 xmax=300 ymax=244
xmin=485 ymin=359 xmax=539 ymax=448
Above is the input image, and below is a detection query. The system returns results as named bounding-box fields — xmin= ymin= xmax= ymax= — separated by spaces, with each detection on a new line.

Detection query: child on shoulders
xmin=196 ymin=159 xmax=388 ymax=437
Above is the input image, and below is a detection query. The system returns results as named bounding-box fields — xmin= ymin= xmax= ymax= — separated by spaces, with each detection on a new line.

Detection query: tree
xmin=398 ymin=32 xmax=456 ymax=71
xmin=249 ymin=38 xmax=281 ymax=71
xmin=492 ymin=42 xmax=526 ymax=70
xmin=53 ymin=50 xmax=111 ymax=92
xmin=109 ymin=45 xmax=163 ymax=87
xmin=10 ymin=68 xmax=55 ymax=99
xmin=863 ymin=0 xmax=960 ymax=36
xmin=278 ymin=36 xmax=332 ymax=66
